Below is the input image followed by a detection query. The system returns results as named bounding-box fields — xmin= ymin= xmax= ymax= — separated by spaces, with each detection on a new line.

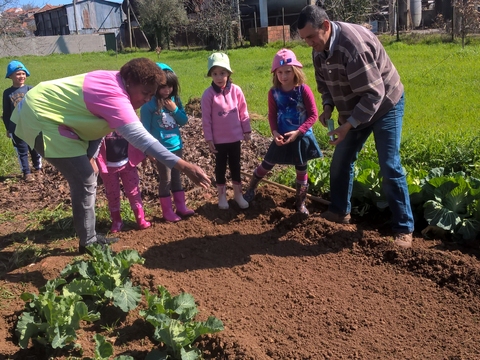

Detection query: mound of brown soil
xmin=1 ymin=117 xmax=480 ymax=359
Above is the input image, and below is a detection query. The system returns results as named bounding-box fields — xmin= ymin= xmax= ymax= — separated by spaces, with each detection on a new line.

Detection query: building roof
xmin=35 ymin=4 xmax=65 ymax=13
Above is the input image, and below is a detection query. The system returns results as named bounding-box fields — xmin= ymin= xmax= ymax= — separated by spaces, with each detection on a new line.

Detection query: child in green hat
xmin=201 ymin=53 xmax=251 ymax=210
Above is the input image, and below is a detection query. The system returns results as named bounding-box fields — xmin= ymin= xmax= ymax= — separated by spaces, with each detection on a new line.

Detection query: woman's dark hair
xmin=119 ymin=58 xmax=166 ymax=87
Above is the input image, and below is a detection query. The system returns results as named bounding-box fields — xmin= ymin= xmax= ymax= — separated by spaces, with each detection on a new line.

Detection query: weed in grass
xmin=0 ymin=242 xmax=45 ymax=275
xmin=100 ymin=318 xmax=120 ymax=335
xmin=12 ymin=242 xmax=44 ymax=264
xmin=0 ymin=287 xmax=15 ymax=309
xmin=0 ymin=211 xmax=16 ymax=222
xmin=25 ymin=203 xmax=72 ymax=232
xmin=251 ymin=118 xmax=271 ymax=137
xmin=0 ymin=287 xmax=15 ymax=299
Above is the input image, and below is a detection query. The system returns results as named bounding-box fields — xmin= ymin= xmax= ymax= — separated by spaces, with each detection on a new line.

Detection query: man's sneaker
xmin=394 ymin=233 xmax=413 ymax=249
xmin=321 ymin=211 xmax=351 ymax=224
xmin=79 ymin=235 xmax=119 ymax=254
xmin=23 ymin=173 xmax=35 ymax=182
xmin=96 ymin=234 xmax=119 ymax=245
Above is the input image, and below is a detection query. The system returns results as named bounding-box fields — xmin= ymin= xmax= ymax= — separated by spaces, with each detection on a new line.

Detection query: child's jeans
xmin=11 ymin=132 xmax=41 ymax=174
xmin=99 ymin=163 xmax=143 ymax=213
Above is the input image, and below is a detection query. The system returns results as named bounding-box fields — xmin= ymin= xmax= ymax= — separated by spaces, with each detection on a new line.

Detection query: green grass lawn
xmin=1 ymin=38 xmax=479 ymax=176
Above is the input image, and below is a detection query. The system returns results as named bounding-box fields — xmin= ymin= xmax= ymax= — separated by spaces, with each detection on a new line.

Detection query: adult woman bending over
xmin=11 ymin=58 xmax=210 ymax=253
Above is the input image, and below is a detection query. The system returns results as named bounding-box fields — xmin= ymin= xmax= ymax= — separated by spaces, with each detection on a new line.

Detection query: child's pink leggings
xmin=99 ymin=164 xmax=143 ymax=213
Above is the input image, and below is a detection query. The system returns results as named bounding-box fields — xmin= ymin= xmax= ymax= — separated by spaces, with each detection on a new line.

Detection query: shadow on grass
xmin=0 ymin=216 xmax=76 ymax=250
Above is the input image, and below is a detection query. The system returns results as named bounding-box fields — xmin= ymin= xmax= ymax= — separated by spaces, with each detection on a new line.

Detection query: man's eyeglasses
xmin=279 ymin=58 xmax=292 ymax=66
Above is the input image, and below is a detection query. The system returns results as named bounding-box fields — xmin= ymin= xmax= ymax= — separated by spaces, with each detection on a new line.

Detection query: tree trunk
xmin=389 ymin=0 xmax=396 ymax=34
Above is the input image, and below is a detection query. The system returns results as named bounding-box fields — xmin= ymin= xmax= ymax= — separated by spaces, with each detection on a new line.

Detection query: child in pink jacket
xmin=96 ymin=132 xmax=150 ymax=233
xmin=201 ymin=53 xmax=251 ymax=210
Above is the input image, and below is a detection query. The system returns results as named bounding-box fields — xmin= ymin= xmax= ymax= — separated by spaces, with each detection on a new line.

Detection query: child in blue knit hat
xmin=140 ymin=63 xmax=195 ymax=222
xmin=3 ymin=60 xmax=42 ymax=181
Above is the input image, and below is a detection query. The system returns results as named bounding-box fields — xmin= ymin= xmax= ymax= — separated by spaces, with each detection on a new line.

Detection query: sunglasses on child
xmin=279 ymin=58 xmax=293 ymax=65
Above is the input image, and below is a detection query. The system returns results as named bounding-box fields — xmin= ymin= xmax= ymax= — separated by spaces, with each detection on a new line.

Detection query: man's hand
xmin=319 ymin=105 xmax=333 ymax=127
xmin=329 ymin=122 xmax=353 ymax=146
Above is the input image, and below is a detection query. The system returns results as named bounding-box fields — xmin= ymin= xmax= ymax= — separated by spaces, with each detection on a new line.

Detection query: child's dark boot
xmin=295 ymin=183 xmax=309 ymax=215
xmin=244 ymin=173 xmax=262 ymax=202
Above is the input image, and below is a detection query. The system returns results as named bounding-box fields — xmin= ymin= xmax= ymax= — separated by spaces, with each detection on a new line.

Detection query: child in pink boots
xmin=96 ymin=131 xmax=151 ymax=232
xmin=140 ymin=63 xmax=195 ymax=222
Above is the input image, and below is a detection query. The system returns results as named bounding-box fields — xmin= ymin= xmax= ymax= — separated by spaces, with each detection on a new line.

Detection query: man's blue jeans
xmin=329 ymin=95 xmax=414 ymax=234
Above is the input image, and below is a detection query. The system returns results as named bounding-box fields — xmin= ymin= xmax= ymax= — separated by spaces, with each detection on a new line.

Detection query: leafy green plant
xmin=16 ymin=278 xmax=101 ymax=351
xmin=308 ymin=158 xmax=331 ymax=197
xmin=270 ymin=166 xmax=296 ymax=188
xmin=423 ymin=170 xmax=480 ymax=241
xmin=140 ymin=285 xmax=224 ymax=360
xmin=351 ymin=160 xmax=388 ymax=215
xmin=14 ymin=245 xmax=223 ymax=358
xmin=404 ymin=166 xmax=430 ymax=221
xmin=268 ymin=158 xmax=331 ymax=198
xmin=60 ymin=244 xmax=145 ymax=312
xmin=84 ymin=334 xmax=134 ymax=360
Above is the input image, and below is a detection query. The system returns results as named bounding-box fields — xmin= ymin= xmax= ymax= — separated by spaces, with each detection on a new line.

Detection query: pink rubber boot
xmin=159 ymin=196 xmax=181 ymax=222
xmin=173 ymin=190 xmax=195 ymax=217
xmin=110 ymin=210 xmax=123 ymax=233
xmin=134 ymin=206 xmax=151 ymax=229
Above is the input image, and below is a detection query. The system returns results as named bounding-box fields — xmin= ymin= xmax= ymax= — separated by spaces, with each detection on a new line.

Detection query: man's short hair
xmin=298 ymin=5 xmax=330 ymax=30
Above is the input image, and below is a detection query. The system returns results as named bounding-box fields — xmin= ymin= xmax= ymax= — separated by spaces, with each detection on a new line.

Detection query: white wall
xmin=0 ymin=34 xmax=108 ymax=57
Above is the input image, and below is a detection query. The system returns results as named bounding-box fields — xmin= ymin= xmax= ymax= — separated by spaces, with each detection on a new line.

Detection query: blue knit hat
xmin=156 ymin=63 xmax=174 ymax=73
xmin=5 ymin=60 xmax=30 ymax=78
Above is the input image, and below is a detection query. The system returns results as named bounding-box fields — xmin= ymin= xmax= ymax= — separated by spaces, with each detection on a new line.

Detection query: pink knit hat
xmin=271 ymin=48 xmax=303 ymax=73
